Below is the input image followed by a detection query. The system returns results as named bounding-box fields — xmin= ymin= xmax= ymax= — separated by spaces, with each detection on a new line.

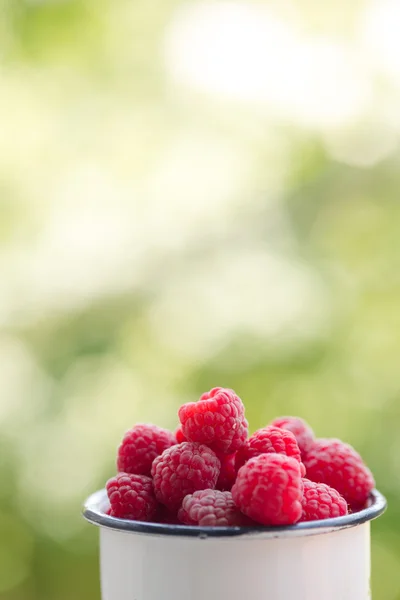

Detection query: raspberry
xmin=106 ymin=473 xmax=158 ymax=521
xmin=270 ymin=416 xmax=315 ymax=458
xmin=232 ymin=454 xmax=303 ymax=526
xmin=300 ymin=478 xmax=348 ymax=521
xmin=178 ymin=490 xmax=251 ymax=526
xmin=215 ymin=452 xmax=237 ymax=491
xmin=178 ymin=387 xmax=248 ymax=454
xmin=175 ymin=426 xmax=187 ymax=444
xmin=151 ymin=442 xmax=221 ymax=511
xmin=303 ymin=438 xmax=375 ymax=508
xmin=235 ymin=426 xmax=306 ymax=477
xmin=117 ymin=424 xmax=175 ymax=477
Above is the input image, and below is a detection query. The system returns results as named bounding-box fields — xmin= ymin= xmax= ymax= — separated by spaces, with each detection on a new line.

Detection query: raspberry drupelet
xmin=215 ymin=452 xmax=237 ymax=491
xmin=175 ymin=426 xmax=187 ymax=444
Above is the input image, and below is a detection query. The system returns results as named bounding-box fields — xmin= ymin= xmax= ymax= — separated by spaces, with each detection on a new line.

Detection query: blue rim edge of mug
xmin=83 ymin=488 xmax=386 ymax=538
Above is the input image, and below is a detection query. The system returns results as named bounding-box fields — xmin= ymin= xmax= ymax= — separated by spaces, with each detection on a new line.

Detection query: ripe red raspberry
xmin=270 ymin=416 xmax=315 ymax=458
xmin=178 ymin=387 xmax=248 ymax=454
xmin=151 ymin=442 xmax=221 ymax=511
xmin=117 ymin=424 xmax=175 ymax=477
xmin=178 ymin=490 xmax=252 ymax=526
xmin=232 ymin=453 xmax=303 ymax=526
xmin=106 ymin=473 xmax=158 ymax=521
xmin=300 ymin=478 xmax=348 ymax=521
xmin=175 ymin=426 xmax=187 ymax=444
xmin=303 ymin=438 xmax=375 ymax=508
xmin=215 ymin=452 xmax=237 ymax=491
xmin=235 ymin=426 xmax=306 ymax=477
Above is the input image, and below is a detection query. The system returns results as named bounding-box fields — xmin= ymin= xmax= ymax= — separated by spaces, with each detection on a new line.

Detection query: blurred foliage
xmin=1 ymin=0 xmax=400 ymax=598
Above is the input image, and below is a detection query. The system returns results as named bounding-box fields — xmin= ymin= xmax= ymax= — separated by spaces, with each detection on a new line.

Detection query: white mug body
xmin=84 ymin=489 xmax=386 ymax=600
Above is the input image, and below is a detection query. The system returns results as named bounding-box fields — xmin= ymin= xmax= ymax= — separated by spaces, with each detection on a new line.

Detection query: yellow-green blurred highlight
xmin=1 ymin=0 xmax=400 ymax=598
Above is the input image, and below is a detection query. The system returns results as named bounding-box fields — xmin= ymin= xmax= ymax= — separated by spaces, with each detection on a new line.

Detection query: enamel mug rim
xmin=83 ymin=488 xmax=386 ymax=539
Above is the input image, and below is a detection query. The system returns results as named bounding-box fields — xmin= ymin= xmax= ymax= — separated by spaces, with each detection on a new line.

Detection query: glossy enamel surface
xmin=84 ymin=489 xmax=386 ymax=600
xmin=84 ymin=488 xmax=386 ymax=538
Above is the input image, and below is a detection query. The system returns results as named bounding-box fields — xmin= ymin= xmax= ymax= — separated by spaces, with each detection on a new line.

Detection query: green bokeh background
xmin=0 ymin=0 xmax=399 ymax=598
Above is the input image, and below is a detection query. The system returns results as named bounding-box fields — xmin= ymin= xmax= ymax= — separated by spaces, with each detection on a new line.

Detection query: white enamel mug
xmin=83 ymin=489 xmax=386 ymax=600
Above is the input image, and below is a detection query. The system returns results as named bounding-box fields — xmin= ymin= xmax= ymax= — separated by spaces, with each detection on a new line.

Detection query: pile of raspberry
xmin=105 ymin=387 xmax=375 ymax=526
